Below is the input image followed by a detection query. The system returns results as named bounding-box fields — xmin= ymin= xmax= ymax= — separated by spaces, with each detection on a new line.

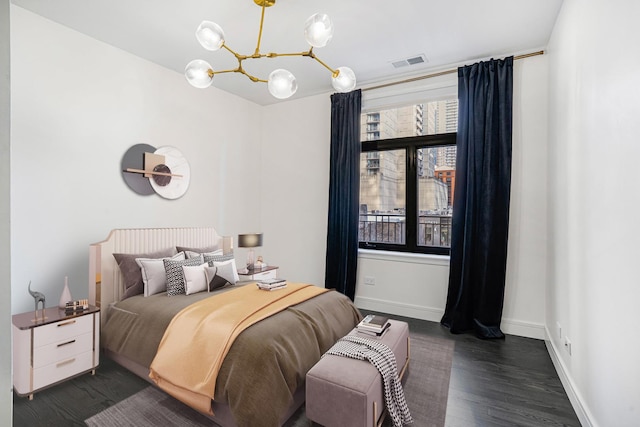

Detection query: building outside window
xmin=359 ymin=99 xmax=458 ymax=255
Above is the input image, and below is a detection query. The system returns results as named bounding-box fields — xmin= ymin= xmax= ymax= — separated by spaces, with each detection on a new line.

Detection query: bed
xmin=89 ymin=227 xmax=362 ymax=427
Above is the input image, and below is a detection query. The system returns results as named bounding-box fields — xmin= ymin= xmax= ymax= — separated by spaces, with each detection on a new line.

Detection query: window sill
xmin=357 ymin=249 xmax=450 ymax=267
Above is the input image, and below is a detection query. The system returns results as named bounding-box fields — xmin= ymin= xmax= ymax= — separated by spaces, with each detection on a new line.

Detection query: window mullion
xmin=405 ymin=145 xmax=417 ymax=250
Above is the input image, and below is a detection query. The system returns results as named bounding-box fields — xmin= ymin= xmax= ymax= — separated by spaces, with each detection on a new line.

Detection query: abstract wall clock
xmin=121 ymin=144 xmax=191 ymax=199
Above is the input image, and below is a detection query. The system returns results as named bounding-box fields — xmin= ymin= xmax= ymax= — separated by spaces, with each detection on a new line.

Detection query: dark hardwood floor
xmin=12 ymin=313 xmax=580 ymax=427
xmin=387 ymin=314 xmax=580 ymax=427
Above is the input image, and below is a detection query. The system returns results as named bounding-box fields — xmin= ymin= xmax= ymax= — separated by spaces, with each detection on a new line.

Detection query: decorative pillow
xmin=182 ymin=263 xmax=210 ymax=295
xmin=204 ymin=265 xmax=228 ymax=291
xmin=113 ymin=248 xmax=176 ymax=299
xmin=210 ymin=258 xmax=240 ymax=286
xmin=203 ymin=251 xmax=235 ymax=264
xmin=176 ymin=245 xmax=219 ymax=255
xmin=204 ymin=265 xmax=229 ymax=291
xmin=164 ymin=255 xmax=205 ymax=296
xmin=185 ymin=249 xmax=223 ymax=259
xmin=137 ymin=252 xmax=186 ymax=297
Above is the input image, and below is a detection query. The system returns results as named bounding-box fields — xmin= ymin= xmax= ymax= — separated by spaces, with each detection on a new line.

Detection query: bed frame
xmin=87 ymin=227 xmax=304 ymax=427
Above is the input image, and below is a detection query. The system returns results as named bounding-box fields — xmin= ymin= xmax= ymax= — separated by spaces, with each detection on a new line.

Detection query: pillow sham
xmin=113 ymin=248 xmax=176 ymax=299
xmin=182 ymin=263 xmax=210 ymax=295
xmin=210 ymin=258 xmax=240 ymax=286
xmin=137 ymin=252 xmax=186 ymax=297
xmin=176 ymin=245 xmax=219 ymax=255
xmin=185 ymin=249 xmax=223 ymax=259
xmin=182 ymin=264 xmax=222 ymax=294
xmin=204 ymin=265 xmax=227 ymax=291
xmin=165 ymin=255 xmax=205 ymax=296
xmin=203 ymin=252 xmax=235 ymax=264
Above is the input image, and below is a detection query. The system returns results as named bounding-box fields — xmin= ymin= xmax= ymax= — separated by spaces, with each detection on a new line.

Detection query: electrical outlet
xmin=363 ymin=276 xmax=375 ymax=286
xmin=564 ymin=337 xmax=572 ymax=356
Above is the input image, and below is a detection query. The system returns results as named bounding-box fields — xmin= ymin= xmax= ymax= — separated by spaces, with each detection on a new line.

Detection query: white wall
xmin=546 ymin=0 xmax=640 ymax=425
xmin=1 ymin=0 xmax=13 ymax=420
xmin=10 ymin=6 xmax=262 ymax=314
xmin=260 ymin=94 xmax=332 ymax=286
xmin=260 ymin=57 xmax=549 ymax=340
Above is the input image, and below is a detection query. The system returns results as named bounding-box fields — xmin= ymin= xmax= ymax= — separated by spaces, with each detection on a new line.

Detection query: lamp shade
xmin=196 ymin=21 xmax=225 ymax=51
xmin=238 ymin=233 xmax=263 ymax=248
xmin=331 ymin=66 xmax=356 ymax=93
xmin=268 ymin=69 xmax=297 ymax=99
xmin=185 ymin=59 xmax=214 ymax=88
xmin=304 ymin=13 xmax=333 ymax=48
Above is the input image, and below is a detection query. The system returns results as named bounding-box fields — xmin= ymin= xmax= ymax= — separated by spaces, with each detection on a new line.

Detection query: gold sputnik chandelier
xmin=185 ymin=0 xmax=357 ymax=99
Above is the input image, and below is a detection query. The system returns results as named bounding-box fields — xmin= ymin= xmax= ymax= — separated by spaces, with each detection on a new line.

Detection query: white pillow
xmin=185 ymin=249 xmax=223 ymax=259
xmin=212 ymin=258 xmax=240 ymax=285
xmin=136 ymin=252 xmax=186 ymax=296
xmin=182 ymin=263 xmax=209 ymax=295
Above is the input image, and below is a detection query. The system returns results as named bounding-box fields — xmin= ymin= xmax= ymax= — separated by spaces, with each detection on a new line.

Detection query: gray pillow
xmin=113 ymin=248 xmax=176 ymax=299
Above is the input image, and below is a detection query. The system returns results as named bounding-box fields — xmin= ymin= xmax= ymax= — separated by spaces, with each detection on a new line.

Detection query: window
xmin=359 ymin=100 xmax=457 ymax=255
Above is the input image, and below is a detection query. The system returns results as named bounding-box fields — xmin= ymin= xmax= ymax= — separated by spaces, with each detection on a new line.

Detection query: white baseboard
xmin=354 ymin=296 xmax=444 ymax=323
xmin=354 ymin=296 xmax=545 ymax=340
xmin=501 ymin=317 xmax=546 ymax=340
xmin=544 ymin=326 xmax=596 ymax=427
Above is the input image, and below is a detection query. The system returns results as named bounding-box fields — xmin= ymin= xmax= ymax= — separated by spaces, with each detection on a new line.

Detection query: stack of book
xmin=65 ymin=299 xmax=89 ymax=314
xmin=256 ymin=278 xmax=287 ymax=291
xmin=357 ymin=314 xmax=391 ymax=337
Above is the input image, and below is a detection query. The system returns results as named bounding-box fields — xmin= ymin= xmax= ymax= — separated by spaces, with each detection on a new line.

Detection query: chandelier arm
xmin=210 ymin=68 xmax=242 ymax=75
xmin=254 ymin=0 xmax=267 ymax=56
xmin=237 ymin=67 xmax=268 ymax=83
xmin=222 ymin=44 xmax=249 ymax=61
xmin=308 ymin=54 xmax=340 ymax=77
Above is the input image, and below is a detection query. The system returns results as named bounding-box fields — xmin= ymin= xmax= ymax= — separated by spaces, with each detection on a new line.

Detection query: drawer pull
xmin=56 ymin=358 xmax=76 ymax=368
xmin=57 ymin=320 xmax=77 ymax=327
xmin=57 ymin=339 xmax=76 ymax=348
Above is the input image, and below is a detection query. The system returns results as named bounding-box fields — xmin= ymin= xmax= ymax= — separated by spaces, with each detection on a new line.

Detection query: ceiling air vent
xmin=391 ymin=54 xmax=427 ymax=69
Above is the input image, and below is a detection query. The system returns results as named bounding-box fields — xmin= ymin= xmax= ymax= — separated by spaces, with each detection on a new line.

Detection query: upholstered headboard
xmin=89 ymin=227 xmax=224 ymax=326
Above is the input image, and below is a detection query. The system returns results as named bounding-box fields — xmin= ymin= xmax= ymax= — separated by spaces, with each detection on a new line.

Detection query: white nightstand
xmin=12 ymin=306 xmax=100 ymax=399
xmin=237 ymin=265 xmax=279 ymax=281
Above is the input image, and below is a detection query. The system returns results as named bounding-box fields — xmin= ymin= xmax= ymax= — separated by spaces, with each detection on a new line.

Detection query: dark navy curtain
xmin=324 ymin=89 xmax=361 ymax=300
xmin=441 ymin=57 xmax=514 ymax=339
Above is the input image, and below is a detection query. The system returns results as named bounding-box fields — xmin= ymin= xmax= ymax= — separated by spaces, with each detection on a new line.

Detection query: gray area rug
xmin=86 ymin=335 xmax=454 ymax=427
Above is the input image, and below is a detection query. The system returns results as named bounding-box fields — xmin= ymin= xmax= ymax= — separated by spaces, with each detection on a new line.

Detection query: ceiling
xmin=11 ymin=0 xmax=564 ymax=106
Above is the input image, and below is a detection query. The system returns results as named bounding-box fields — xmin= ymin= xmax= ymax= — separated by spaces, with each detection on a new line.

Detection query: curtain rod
xmin=361 ymin=50 xmax=544 ymax=92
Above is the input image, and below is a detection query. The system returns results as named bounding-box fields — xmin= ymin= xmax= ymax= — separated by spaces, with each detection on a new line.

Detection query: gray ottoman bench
xmin=306 ymin=319 xmax=410 ymax=427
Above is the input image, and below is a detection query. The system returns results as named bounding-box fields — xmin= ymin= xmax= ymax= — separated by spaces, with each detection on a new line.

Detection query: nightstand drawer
xmin=33 ymin=332 xmax=93 ymax=369
xmin=33 ymin=315 xmax=93 ymax=347
xmin=251 ymin=269 xmax=277 ymax=280
xmin=32 ymin=350 xmax=94 ymax=391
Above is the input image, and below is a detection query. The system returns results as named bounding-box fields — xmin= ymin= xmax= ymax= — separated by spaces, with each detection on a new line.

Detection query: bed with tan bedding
xmin=90 ymin=227 xmax=361 ymax=427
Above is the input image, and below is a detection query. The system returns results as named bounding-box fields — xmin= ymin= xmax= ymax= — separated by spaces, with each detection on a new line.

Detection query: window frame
xmin=359 ymin=132 xmax=457 ymax=256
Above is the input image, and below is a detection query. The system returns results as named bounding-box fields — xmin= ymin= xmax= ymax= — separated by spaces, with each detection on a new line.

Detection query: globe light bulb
xmin=331 ymin=67 xmax=356 ymax=93
xmin=304 ymin=13 xmax=333 ymax=48
xmin=196 ymin=21 xmax=225 ymax=51
xmin=268 ymin=69 xmax=298 ymax=99
xmin=185 ymin=59 xmax=214 ymax=89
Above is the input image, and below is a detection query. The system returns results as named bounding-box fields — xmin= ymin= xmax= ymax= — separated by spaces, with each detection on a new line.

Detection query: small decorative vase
xmin=59 ymin=277 xmax=72 ymax=308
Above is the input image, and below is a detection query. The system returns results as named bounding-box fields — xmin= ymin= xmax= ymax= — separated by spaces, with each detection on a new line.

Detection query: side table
xmin=237 ymin=265 xmax=279 ymax=281
xmin=12 ymin=305 xmax=100 ymax=399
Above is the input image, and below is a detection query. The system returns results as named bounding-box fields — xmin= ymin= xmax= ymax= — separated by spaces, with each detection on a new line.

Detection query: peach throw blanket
xmin=149 ymin=283 xmax=327 ymax=415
